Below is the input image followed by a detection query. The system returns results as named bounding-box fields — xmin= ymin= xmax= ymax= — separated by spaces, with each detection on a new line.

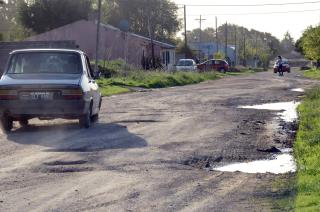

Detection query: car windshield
xmin=177 ymin=60 xmax=193 ymax=66
xmin=7 ymin=52 xmax=83 ymax=74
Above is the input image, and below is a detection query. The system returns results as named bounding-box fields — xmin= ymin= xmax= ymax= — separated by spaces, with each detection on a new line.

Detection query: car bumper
xmin=0 ymin=99 xmax=89 ymax=118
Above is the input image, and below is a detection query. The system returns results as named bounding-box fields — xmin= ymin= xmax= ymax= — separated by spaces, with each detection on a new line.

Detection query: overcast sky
xmin=173 ymin=0 xmax=320 ymax=41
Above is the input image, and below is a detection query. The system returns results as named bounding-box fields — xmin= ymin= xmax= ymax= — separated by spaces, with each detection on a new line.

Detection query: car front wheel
xmin=1 ymin=114 xmax=13 ymax=133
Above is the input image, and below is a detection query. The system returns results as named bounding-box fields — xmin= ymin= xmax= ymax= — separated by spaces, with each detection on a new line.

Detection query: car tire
xmin=79 ymin=106 xmax=92 ymax=128
xmin=1 ymin=114 xmax=13 ymax=133
xmin=19 ymin=119 xmax=29 ymax=127
xmin=219 ymin=68 xmax=226 ymax=73
xmin=91 ymin=114 xmax=99 ymax=123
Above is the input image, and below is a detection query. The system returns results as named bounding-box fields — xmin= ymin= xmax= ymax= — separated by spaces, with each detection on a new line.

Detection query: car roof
xmin=179 ymin=59 xmax=194 ymax=61
xmin=10 ymin=48 xmax=84 ymax=55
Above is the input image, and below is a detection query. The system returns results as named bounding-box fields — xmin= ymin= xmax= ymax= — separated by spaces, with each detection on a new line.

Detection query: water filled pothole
xmin=239 ymin=101 xmax=300 ymax=122
xmin=291 ymin=88 xmax=304 ymax=92
xmin=221 ymin=101 xmax=300 ymax=174
xmin=212 ymin=150 xmax=296 ymax=174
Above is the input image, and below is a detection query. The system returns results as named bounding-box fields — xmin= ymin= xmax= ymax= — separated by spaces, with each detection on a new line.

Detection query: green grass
xmin=98 ymin=85 xmax=130 ymax=96
xmin=97 ymin=71 xmax=220 ymax=96
xmin=294 ymin=87 xmax=320 ymax=211
xmin=96 ymin=68 xmax=259 ymax=97
xmin=303 ymin=68 xmax=320 ymax=80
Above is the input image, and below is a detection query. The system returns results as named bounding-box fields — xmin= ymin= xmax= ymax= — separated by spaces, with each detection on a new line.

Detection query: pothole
xmin=43 ymin=160 xmax=88 ymax=166
xmin=212 ymin=150 xmax=296 ymax=174
xmin=41 ymin=167 xmax=94 ymax=173
xmin=239 ymin=101 xmax=300 ymax=122
xmin=291 ymin=88 xmax=304 ymax=92
xmin=223 ymin=101 xmax=300 ymax=174
xmin=183 ymin=156 xmax=223 ymax=169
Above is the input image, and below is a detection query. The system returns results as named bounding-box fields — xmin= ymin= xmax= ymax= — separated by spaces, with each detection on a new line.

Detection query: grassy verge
xmin=303 ymin=68 xmax=320 ymax=80
xmin=97 ymin=71 xmax=220 ymax=96
xmin=97 ymin=68 xmax=261 ymax=97
xmin=294 ymin=87 xmax=320 ymax=211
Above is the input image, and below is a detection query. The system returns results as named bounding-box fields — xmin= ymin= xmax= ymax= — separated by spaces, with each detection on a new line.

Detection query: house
xmin=26 ymin=20 xmax=176 ymax=70
xmin=188 ymin=42 xmax=236 ymax=65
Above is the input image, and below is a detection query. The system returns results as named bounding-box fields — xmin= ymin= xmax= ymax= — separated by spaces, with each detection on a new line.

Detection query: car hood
xmin=0 ymin=74 xmax=82 ymax=86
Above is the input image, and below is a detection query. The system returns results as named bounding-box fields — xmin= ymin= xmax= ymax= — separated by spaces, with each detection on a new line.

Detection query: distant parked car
xmin=273 ymin=59 xmax=291 ymax=73
xmin=175 ymin=59 xmax=197 ymax=71
xmin=0 ymin=49 xmax=102 ymax=132
xmin=197 ymin=59 xmax=229 ymax=73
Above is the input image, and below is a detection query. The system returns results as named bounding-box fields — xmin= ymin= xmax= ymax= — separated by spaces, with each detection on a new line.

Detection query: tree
xmin=186 ymin=24 xmax=280 ymax=66
xmin=300 ymin=26 xmax=320 ymax=66
xmin=18 ymin=0 xmax=92 ymax=34
xmin=106 ymin=0 xmax=180 ymax=43
xmin=280 ymin=31 xmax=295 ymax=53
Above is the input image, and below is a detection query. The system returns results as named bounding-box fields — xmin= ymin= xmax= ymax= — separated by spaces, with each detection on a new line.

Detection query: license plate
xmin=20 ymin=92 xmax=54 ymax=100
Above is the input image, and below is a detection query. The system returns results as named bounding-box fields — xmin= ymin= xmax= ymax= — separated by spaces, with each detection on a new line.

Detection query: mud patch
xmin=43 ymin=160 xmax=88 ymax=166
xmin=37 ymin=166 xmax=94 ymax=173
xmin=183 ymin=155 xmax=223 ymax=169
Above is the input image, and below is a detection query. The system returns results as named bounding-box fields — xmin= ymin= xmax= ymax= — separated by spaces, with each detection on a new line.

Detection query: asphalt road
xmin=0 ymin=69 xmax=318 ymax=211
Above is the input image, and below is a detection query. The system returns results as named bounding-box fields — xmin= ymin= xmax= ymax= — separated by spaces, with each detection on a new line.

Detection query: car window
xmin=214 ymin=60 xmax=221 ymax=65
xmin=7 ymin=52 xmax=82 ymax=74
xmin=177 ymin=60 xmax=193 ymax=66
xmin=85 ymin=55 xmax=94 ymax=79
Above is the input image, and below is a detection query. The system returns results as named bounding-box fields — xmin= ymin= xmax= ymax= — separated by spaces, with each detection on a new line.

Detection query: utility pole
xmin=94 ymin=0 xmax=102 ymax=73
xmin=243 ymin=28 xmax=246 ymax=66
xmin=215 ymin=16 xmax=218 ymax=55
xmin=225 ymin=22 xmax=228 ymax=58
xmin=184 ymin=5 xmax=188 ymax=59
xmin=195 ymin=15 xmax=206 ymax=60
xmin=255 ymin=32 xmax=258 ymax=68
xmin=148 ymin=17 xmax=155 ymax=69
xmin=234 ymin=27 xmax=237 ymax=66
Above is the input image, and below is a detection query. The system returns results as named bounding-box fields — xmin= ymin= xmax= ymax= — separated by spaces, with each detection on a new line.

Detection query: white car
xmin=175 ymin=59 xmax=197 ymax=71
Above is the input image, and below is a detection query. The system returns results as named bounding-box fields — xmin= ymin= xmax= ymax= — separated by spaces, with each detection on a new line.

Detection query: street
xmin=0 ymin=69 xmax=317 ymax=211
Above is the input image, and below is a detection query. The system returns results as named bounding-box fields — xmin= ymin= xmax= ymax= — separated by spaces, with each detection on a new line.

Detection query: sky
xmin=173 ymin=0 xmax=320 ymax=41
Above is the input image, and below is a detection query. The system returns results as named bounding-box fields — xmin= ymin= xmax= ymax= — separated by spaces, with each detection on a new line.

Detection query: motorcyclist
xmin=276 ymin=55 xmax=284 ymax=76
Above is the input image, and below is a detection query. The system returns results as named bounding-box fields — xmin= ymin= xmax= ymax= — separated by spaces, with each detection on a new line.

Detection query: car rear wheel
xmin=79 ymin=106 xmax=92 ymax=128
xmin=1 ymin=114 xmax=13 ymax=133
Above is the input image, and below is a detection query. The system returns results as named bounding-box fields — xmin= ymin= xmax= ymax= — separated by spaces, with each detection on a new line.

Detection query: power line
xmin=186 ymin=8 xmax=320 ymax=16
xmin=178 ymin=1 xmax=320 ymax=7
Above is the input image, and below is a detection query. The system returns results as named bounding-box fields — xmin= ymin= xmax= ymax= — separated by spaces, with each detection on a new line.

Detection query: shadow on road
xmin=6 ymin=122 xmax=147 ymax=152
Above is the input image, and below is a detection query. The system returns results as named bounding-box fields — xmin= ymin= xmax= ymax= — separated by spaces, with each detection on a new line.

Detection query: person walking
xmin=276 ymin=55 xmax=284 ymax=76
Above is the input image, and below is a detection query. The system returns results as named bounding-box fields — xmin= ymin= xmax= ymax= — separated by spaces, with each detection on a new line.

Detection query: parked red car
xmin=273 ymin=60 xmax=290 ymax=73
xmin=197 ymin=59 xmax=229 ymax=72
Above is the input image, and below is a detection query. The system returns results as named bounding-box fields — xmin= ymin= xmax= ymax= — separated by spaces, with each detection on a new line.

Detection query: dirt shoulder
xmin=0 ymin=69 xmax=318 ymax=211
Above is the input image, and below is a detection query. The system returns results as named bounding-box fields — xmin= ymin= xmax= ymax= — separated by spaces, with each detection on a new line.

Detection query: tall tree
xmin=107 ymin=0 xmax=180 ymax=43
xmin=18 ymin=0 xmax=92 ymax=34
xmin=280 ymin=31 xmax=295 ymax=53
xmin=300 ymin=26 xmax=320 ymax=64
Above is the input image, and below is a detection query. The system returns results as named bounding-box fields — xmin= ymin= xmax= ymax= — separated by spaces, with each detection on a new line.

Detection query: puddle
xmin=232 ymin=102 xmax=300 ymax=174
xmin=239 ymin=101 xmax=300 ymax=122
xmin=213 ymin=153 xmax=296 ymax=174
xmin=291 ymin=88 xmax=304 ymax=92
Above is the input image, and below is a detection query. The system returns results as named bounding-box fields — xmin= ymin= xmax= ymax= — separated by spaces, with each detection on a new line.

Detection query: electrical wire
xmin=185 ymin=8 xmax=320 ymax=16
xmin=177 ymin=1 xmax=320 ymax=7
